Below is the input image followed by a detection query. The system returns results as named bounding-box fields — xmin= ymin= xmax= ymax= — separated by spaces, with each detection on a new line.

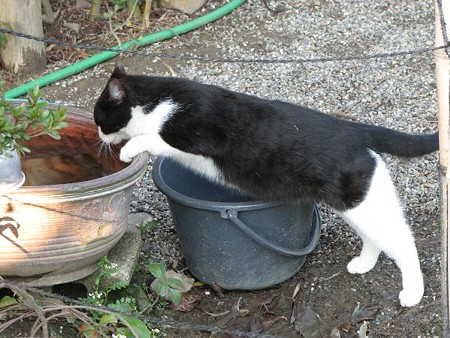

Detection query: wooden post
xmin=0 ymin=0 xmax=46 ymax=74
xmin=435 ymin=0 xmax=450 ymax=333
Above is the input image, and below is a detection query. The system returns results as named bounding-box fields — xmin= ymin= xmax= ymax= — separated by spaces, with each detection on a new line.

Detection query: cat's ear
xmin=111 ymin=61 xmax=127 ymax=78
xmin=107 ymin=78 xmax=126 ymax=103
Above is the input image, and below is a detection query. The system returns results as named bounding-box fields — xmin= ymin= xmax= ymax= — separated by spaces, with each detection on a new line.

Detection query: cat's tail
xmin=364 ymin=125 xmax=439 ymax=157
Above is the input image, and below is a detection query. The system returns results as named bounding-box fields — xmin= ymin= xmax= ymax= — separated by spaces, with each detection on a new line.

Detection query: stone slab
xmin=77 ymin=213 xmax=151 ymax=292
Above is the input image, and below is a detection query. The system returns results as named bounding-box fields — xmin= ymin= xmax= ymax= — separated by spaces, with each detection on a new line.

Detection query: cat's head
xmin=94 ymin=62 xmax=133 ymax=145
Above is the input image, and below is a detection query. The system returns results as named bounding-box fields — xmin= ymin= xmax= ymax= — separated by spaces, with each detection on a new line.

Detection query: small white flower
xmin=111 ymin=334 xmax=127 ymax=338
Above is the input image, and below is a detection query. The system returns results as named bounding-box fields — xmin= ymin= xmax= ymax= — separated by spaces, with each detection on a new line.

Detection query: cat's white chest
xmin=118 ymin=101 xmax=224 ymax=183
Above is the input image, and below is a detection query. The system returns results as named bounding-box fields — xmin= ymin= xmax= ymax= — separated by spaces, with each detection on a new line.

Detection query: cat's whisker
xmin=95 ymin=145 xmax=102 ymax=159
xmin=96 ymin=139 xmax=119 ymax=162
xmin=109 ymin=144 xmax=120 ymax=162
xmin=99 ymin=140 xmax=119 ymax=162
xmin=95 ymin=139 xmax=107 ymax=159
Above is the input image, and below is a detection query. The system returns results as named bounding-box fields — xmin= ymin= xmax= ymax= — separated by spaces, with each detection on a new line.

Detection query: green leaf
xmin=66 ymin=317 xmax=76 ymax=324
xmin=166 ymin=277 xmax=185 ymax=290
xmin=154 ymin=281 xmax=169 ymax=298
xmin=121 ymin=316 xmax=152 ymax=338
xmin=168 ymin=288 xmax=181 ymax=304
xmin=15 ymin=121 xmax=28 ymax=132
xmin=109 ymin=301 xmax=134 ymax=313
xmin=53 ymin=121 xmax=69 ymax=130
xmin=78 ymin=324 xmax=98 ymax=338
xmin=110 ymin=280 xmax=129 ymax=291
xmin=0 ymin=296 xmax=18 ymax=308
xmin=20 ymin=145 xmax=31 ymax=154
xmin=99 ymin=313 xmax=118 ymax=326
xmin=165 ymin=270 xmax=194 ymax=292
xmin=148 ymin=263 xmax=166 ymax=279
xmin=37 ymin=101 xmax=47 ymax=108
xmin=47 ymin=130 xmax=62 ymax=140
xmin=41 ymin=109 xmax=49 ymax=118
xmin=32 ymin=84 xmax=40 ymax=99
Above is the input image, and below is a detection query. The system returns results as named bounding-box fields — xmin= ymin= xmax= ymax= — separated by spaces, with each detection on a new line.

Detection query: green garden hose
xmin=4 ymin=0 xmax=246 ymax=99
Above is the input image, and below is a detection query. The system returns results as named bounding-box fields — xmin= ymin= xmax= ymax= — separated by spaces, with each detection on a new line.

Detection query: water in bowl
xmin=22 ymin=153 xmax=114 ymax=186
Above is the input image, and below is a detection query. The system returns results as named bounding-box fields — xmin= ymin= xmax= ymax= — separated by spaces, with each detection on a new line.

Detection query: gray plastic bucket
xmin=152 ymin=157 xmax=321 ymax=290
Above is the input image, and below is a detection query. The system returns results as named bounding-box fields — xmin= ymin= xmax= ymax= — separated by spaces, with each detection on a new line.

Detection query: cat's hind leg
xmin=346 ymin=233 xmax=381 ymax=274
xmin=337 ymin=151 xmax=424 ymax=307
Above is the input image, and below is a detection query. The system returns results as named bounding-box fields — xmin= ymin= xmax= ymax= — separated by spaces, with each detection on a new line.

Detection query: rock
xmin=128 ymin=212 xmax=153 ymax=226
xmin=160 ymin=0 xmax=206 ymax=14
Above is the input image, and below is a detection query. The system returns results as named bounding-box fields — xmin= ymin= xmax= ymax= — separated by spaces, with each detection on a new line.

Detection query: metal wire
xmin=0 ymin=26 xmax=449 ymax=65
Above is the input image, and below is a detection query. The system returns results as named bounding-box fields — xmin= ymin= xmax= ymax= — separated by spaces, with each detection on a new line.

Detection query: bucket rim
xmin=152 ymin=157 xmax=285 ymax=212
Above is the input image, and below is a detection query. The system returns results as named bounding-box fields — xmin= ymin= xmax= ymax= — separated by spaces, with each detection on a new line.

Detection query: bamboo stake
xmin=435 ymin=0 xmax=450 ymax=333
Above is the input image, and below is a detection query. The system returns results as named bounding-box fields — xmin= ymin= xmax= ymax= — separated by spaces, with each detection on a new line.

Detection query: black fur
xmin=94 ymin=65 xmax=439 ymax=211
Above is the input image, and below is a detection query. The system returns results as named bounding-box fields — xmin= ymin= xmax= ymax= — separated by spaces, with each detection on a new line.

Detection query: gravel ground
xmin=2 ymin=0 xmax=444 ymax=336
xmin=127 ymin=0 xmax=443 ymax=335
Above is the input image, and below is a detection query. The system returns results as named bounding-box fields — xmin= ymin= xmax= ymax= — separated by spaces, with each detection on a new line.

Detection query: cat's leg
xmin=120 ymin=134 xmax=173 ymax=162
xmin=337 ymin=151 xmax=424 ymax=307
xmin=346 ymin=232 xmax=381 ymax=274
xmin=120 ymin=136 xmax=152 ymax=162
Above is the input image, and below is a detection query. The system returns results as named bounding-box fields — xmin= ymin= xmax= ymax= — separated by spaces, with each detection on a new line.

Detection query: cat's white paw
xmin=120 ymin=150 xmax=133 ymax=163
xmin=347 ymin=257 xmax=376 ymax=274
xmin=399 ymin=287 xmax=424 ymax=307
xmin=120 ymin=145 xmax=137 ymax=162
xmin=120 ymin=138 xmax=148 ymax=162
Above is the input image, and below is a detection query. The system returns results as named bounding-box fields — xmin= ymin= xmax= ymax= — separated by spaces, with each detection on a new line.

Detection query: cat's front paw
xmin=119 ymin=137 xmax=150 ymax=162
xmin=399 ymin=286 xmax=424 ymax=307
xmin=120 ymin=143 xmax=139 ymax=163
xmin=347 ymin=257 xmax=376 ymax=274
xmin=120 ymin=149 xmax=134 ymax=163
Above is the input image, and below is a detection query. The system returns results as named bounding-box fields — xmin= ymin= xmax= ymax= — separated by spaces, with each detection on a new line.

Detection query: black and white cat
xmin=94 ymin=62 xmax=438 ymax=307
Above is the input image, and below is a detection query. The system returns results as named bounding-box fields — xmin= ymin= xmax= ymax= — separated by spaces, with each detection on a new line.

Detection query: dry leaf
xmin=292 ymin=282 xmax=301 ymax=299
xmin=351 ymin=305 xmax=379 ymax=324
xmin=169 ymin=294 xmax=201 ymax=312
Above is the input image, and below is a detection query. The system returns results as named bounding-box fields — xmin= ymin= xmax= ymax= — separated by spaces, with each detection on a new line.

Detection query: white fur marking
xmin=337 ymin=150 xmax=424 ymax=307
xmin=102 ymin=100 xmax=224 ymax=183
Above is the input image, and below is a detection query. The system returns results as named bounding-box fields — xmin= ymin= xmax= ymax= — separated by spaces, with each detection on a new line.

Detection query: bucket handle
xmin=223 ymin=206 xmax=321 ymax=258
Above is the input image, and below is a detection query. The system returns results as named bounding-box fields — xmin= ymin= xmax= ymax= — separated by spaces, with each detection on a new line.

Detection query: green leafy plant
xmin=81 ymin=257 xmax=126 ymax=309
xmin=0 ymin=82 xmax=68 ymax=156
xmin=137 ymin=220 xmax=157 ymax=235
xmin=147 ymin=263 xmax=194 ymax=304
xmin=111 ymin=0 xmax=127 ymax=10
xmin=79 ymin=256 xmax=159 ymax=338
